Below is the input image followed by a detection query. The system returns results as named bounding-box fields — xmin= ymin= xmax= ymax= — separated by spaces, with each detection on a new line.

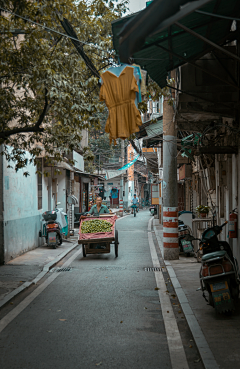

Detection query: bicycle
xmin=131 ymin=204 xmax=137 ymax=217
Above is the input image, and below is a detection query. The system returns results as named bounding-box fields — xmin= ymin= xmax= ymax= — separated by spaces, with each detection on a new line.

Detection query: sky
xmin=127 ymin=0 xmax=147 ymax=14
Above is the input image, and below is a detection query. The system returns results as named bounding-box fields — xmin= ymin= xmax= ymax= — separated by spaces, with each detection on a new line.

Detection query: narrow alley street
xmin=0 ymin=211 xmax=203 ymax=369
xmin=2 ymin=2 xmax=240 ymax=368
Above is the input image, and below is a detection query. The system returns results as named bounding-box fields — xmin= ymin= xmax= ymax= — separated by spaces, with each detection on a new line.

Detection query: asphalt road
xmin=0 ymin=211 xmax=172 ymax=369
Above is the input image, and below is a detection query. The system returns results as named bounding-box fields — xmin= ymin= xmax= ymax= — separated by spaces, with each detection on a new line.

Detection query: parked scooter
xmin=178 ymin=220 xmax=194 ymax=256
xmin=42 ymin=211 xmax=62 ymax=248
xmin=41 ymin=203 xmax=68 ymax=249
xmin=184 ymin=220 xmax=240 ymax=314
xmin=149 ymin=205 xmax=157 ymax=216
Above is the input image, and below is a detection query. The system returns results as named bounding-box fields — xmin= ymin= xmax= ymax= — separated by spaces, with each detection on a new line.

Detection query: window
xmin=36 ymin=158 xmax=42 ymax=210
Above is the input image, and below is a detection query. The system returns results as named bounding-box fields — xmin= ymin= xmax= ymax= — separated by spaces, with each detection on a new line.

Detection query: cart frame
xmin=78 ymin=215 xmax=119 ymax=257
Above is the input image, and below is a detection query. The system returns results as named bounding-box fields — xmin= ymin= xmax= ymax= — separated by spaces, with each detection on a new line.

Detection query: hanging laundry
xmin=132 ymin=64 xmax=142 ymax=103
xmin=133 ymin=64 xmax=147 ymax=96
xmin=100 ymin=66 xmax=142 ymax=144
xmin=110 ymin=188 xmax=119 ymax=199
xmin=102 ymin=64 xmax=129 ymax=78
xmin=100 ymin=64 xmax=141 ymax=107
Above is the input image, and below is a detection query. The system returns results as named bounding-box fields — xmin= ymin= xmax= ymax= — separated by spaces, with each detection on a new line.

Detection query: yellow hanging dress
xmin=99 ymin=66 xmax=142 ymax=144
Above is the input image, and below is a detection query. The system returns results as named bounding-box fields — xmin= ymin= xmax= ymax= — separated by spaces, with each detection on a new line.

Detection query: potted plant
xmin=196 ymin=205 xmax=210 ymax=218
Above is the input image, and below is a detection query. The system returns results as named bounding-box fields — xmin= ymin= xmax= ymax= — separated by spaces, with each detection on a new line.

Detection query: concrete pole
xmin=237 ymin=147 xmax=240 ymax=263
xmin=226 ymin=157 xmax=232 ymax=243
xmin=119 ymin=139 xmax=124 ymax=216
xmin=0 ymin=146 xmax=4 ymax=264
xmin=232 ymin=154 xmax=238 ymax=256
xmin=163 ymin=97 xmax=179 ymax=260
xmin=48 ymin=176 xmax=52 ymax=211
xmin=215 ymin=156 xmax=220 ymax=225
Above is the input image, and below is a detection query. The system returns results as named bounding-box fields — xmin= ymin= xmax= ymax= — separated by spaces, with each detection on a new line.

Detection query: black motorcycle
xmin=184 ymin=221 xmax=240 ymax=314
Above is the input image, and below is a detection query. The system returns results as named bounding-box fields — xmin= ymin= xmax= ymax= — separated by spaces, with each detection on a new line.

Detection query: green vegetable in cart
xmin=81 ymin=219 xmax=113 ymax=234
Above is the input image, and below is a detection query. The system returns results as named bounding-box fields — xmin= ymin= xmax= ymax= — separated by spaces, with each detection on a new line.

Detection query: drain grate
xmin=50 ymin=267 xmax=72 ymax=273
xmin=144 ymin=267 xmax=161 ymax=272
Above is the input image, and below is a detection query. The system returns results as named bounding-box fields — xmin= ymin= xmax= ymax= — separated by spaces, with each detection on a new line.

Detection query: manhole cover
xmin=144 ymin=267 xmax=161 ymax=272
xmin=50 ymin=267 xmax=73 ymax=273
xmin=95 ymin=266 xmax=126 ymax=271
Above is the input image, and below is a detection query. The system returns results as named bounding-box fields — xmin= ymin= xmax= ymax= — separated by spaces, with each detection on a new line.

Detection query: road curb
xmin=148 ymin=218 xmax=189 ymax=369
xmin=153 ymin=225 xmax=219 ymax=369
xmin=0 ymin=242 xmax=78 ymax=310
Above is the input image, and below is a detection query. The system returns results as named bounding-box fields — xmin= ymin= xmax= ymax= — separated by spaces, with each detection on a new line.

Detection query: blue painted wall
xmin=3 ymin=151 xmax=43 ymax=262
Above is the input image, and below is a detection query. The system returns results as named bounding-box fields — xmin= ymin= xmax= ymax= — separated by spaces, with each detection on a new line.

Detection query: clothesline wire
xmin=1 ymin=7 xmax=183 ymax=157
xmin=0 ymin=7 xmax=112 ymax=55
xmin=133 ymin=57 xmax=230 ymax=61
xmin=1 ymin=8 xmax=185 ymax=164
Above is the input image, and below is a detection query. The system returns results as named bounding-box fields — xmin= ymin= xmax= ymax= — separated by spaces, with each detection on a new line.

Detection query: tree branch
xmin=0 ymin=88 xmax=48 ymax=139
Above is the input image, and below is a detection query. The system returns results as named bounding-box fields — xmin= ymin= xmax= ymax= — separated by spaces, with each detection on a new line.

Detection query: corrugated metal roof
xmin=137 ymin=115 xmax=163 ymax=139
xmin=144 ymin=120 xmax=163 ymax=139
xmin=112 ymin=0 xmax=240 ymax=87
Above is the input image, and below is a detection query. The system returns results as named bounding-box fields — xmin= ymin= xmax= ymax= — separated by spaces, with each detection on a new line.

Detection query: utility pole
xmin=162 ymin=97 xmax=179 ymax=260
xmin=119 ymin=139 xmax=124 ymax=216
xmin=232 ymin=154 xmax=237 ymax=255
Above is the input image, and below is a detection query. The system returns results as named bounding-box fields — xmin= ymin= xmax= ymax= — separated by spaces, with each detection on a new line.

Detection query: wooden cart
xmin=78 ymin=215 xmax=119 ymax=257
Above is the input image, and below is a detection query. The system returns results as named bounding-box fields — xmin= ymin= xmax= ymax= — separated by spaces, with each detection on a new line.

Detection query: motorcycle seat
xmin=202 ymin=250 xmax=226 ymax=262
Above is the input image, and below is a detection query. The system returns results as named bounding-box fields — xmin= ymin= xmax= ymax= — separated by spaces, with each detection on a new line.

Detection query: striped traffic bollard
xmin=119 ymin=199 xmax=123 ymax=216
xmin=163 ymin=206 xmax=179 ymax=260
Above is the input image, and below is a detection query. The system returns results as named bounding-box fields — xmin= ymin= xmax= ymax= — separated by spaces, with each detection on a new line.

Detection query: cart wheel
xmin=115 ymin=230 xmax=118 ymax=257
xmin=82 ymin=244 xmax=86 ymax=257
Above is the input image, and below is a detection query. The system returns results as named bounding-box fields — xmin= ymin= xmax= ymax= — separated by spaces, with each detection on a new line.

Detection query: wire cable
xmin=0 ymin=7 xmax=111 ymax=54
xmin=195 ymin=9 xmax=240 ymax=22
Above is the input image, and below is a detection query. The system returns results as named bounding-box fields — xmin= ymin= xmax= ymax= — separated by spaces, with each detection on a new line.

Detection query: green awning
xmin=112 ymin=0 xmax=240 ymax=88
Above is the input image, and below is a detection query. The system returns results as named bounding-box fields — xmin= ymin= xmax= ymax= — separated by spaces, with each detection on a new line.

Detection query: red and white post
xmin=119 ymin=199 xmax=123 ymax=216
xmin=163 ymin=207 xmax=179 ymax=259
xmin=119 ymin=139 xmax=125 ymax=217
xmin=163 ymin=96 xmax=179 ymax=260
